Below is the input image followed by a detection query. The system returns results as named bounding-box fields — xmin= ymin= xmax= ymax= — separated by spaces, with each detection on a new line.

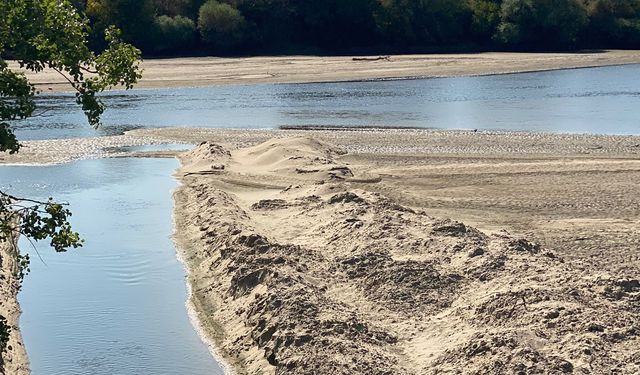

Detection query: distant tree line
xmin=76 ymin=0 xmax=640 ymax=55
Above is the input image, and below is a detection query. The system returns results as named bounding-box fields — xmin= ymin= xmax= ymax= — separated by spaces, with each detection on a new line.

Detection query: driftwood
xmin=183 ymin=170 xmax=224 ymax=177
xmin=352 ymin=55 xmax=390 ymax=62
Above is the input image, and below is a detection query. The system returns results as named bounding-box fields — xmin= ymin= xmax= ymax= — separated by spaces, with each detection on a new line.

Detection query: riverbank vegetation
xmin=78 ymin=0 xmax=640 ymax=56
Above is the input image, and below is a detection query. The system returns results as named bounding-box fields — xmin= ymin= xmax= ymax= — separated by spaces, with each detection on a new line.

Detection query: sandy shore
xmin=0 ymin=236 xmax=30 ymax=375
xmin=2 ymin=128 xmax=639 ymax=374
xmin=163 ymin=129 xmax=639 ymax=374
xmin=3 ymin=127 xmax=640 ymax=275
xmin=9 ymin=50 xmax=640 ymax=92
xmin=172 ymin=135 xmax=639 ymax=374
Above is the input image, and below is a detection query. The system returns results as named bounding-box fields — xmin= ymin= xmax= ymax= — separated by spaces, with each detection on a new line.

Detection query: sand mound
xmin=233 ymin=137 xmax=349 ymax=177
xmin=180 ymin=141 xmax=232 ymax=172
xmin=182 ymin=138 xmax=355 ymax=183
xmin=175 ymin=138 xmax=640 ymax=375
xmin=185 ymin=141 xmax=232 ymax=161
xmin=235 ymin=137 xmax=345 ymax=165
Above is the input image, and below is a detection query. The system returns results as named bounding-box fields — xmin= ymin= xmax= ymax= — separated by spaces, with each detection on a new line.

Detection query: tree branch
xmin=50 ymin=66 xmax=82 ymax=94
xmin=79 ymin=66 xmax=98 ymax=74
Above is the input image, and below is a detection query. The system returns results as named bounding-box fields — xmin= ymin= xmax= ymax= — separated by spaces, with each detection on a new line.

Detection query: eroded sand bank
xmin=0 ymin=236 xmax=29 ymax=375
xmin=172 ymin=134 xmax=639 ymax=374
xmin=10 ymin=50 xmax=640 ymax=92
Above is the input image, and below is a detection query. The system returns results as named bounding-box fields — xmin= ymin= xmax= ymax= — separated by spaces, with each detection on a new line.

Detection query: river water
xmin=13 ymin=64 xmax=640 ymax=141
xmin=1 ymin=65 xmax=639 ymax=374
xmin=0 ymin=158 xmax=223 ymax=375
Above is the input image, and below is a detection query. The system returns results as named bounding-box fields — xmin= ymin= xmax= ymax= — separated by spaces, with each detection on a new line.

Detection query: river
xmin=12 ymin=64 xmax=640 ymax=141
xmin=0 ymin=158 xmax=223 ymax=375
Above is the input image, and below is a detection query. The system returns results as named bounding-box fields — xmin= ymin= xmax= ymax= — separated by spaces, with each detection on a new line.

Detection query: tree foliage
xmin=469 ymin=0 xmax=502 ymax=42
xmin=86 ymin=0 xmax=158 ymax=50
xmin=583 ymin=0 xmax=640 ymax=47
xmin=155 ymin=15 xmax=197 ymax=53
xmin=198 ymin=0 xmax=247 ymax=49
xmin=235 ymin=0 xmax=299 ymax=50
xmin=496 ymin=0 xmax=588 ymax=47
xmin=0 ymin=315 xmax=9 ymax=358
xmin=0 ymin=0 xmax=141 ymax=285
xmin=298 ymin=0 xmax=381 ymax=49
xmin=77 ymin=0 xmax=640 ymax=55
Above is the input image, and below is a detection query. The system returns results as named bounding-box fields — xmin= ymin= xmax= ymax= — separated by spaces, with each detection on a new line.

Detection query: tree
xmin=86 ymin=0 xmax=158 ymax=51
xmin=583 ymin=0 xmax=640 ymax=48
xmin=153 ymin=0 xmax=193 ymax=17
xmin=495 ymin=0 xmax=588 ymax=48
xmin=375 ymin=0 xmax=472 ymax=48
xmin=154 ymin=15 xmax=197 ymax=53
xmin=469 ymin=0 xmax=502 ymax=43
xmin=198 ymin=0 xmax=247 ymax=50
xmin=235 ymin=0 xmax=299 ymax=51
xmin=298 ymin=0 xmax=382 ymax=49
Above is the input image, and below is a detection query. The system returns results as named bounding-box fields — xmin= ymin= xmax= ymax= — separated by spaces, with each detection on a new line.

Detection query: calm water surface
xmin=0 ymin=158 xmax=223 ymax=375
xmin=13 ymin=64 xmax=640 ymax=140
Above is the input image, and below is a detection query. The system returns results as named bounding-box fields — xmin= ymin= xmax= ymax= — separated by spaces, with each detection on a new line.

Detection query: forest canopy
xmin=78 ymin=0 xmax=640 ymax=55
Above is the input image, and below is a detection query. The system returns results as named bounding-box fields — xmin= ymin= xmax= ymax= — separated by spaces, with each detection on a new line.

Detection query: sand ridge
xmin=173 ymin=137 xmax=640 ymax=374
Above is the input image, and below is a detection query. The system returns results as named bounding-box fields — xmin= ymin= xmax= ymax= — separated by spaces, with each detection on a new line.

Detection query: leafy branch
xmin=1 ymin=191 xmax=83 ymax=291
xmin=0 ymin=191 xmax=83 ymax=253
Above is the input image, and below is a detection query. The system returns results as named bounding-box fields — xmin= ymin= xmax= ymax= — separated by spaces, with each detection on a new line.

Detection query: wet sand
xmin=9 ymin=50 xmax=640 ymax=92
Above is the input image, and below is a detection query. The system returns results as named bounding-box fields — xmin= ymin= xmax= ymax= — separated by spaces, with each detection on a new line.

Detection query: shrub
xmin=198 ymin=0 xmax=246 ymax=49
xmin=496 ymin=0 xmax=588 ymax=48
xmin=584 ymin=0 xmax=640 ymax=47
xmin=154 ymin=15 xmax=197 ymax=53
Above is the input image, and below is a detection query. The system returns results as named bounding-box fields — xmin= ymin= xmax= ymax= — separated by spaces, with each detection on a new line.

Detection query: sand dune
xmin=174 ymin=137 xmax=640 ymax=374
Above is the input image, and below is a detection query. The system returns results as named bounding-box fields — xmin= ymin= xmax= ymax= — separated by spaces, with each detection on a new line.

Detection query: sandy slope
xmin=174 ymin=137 xmax=639 ymax=374
xmin=0 ymin=236 xmax=29 ymax=375
xmin=10 ymin=50 xmax=640 ymax=92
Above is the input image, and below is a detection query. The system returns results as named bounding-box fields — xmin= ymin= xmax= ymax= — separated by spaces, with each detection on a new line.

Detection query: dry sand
xmin=171 ymin=133 xmax=640 ymax=374
xmin=0 ymin=236 xmax=29 ymax=375
xmin=9 ymin=50 xmax=640 ymax=92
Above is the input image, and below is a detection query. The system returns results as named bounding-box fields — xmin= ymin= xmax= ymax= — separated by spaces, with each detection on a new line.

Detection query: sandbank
xmin=9 ymin=50 xmax=640 ymax=92
xmin=171 ymin=132 xmax=640 ymax=374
